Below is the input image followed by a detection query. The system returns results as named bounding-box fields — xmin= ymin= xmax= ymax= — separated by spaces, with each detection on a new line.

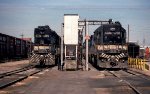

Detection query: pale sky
xmin=0 ymin=0 xmax=150 ymax=45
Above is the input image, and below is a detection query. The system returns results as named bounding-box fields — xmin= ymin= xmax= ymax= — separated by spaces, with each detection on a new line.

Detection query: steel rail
xmin=0 ymin=66 xmax=51 ymax=89
xmin=108 ymin=71 xmax=143 ymax=94
xmin=122 ymin=69 xmax=150 ymax=81
xmin=0 ymin=65 xmax=35 ymax=78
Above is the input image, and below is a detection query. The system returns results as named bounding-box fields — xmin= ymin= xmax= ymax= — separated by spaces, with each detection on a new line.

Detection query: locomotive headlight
xmin=111 ymin=56 xmax=114 ymax=58
xmin=40 ymin=55 xmax=44 ymax=57
xmin=111 ymin=56 xmax=115 ymax=59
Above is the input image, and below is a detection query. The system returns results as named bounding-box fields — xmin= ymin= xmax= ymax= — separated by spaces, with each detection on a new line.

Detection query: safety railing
xmin=128 ymin=58 xmax=150 ymax=71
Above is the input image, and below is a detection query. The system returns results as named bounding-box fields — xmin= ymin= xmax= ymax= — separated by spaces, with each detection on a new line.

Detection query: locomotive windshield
xmin=104 ymin=31 xmax=122 ymax=44
xmin=103 ymin=26 xmax=125 ymax=44
xmin=34 ymin=26 xmax=60 ymax=45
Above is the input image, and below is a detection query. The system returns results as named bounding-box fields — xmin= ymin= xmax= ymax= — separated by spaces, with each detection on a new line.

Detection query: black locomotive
xmin=30 ymin=25 xmax=61 ymax=66
xmin=89 ymin=21 xmax=128 ymax=69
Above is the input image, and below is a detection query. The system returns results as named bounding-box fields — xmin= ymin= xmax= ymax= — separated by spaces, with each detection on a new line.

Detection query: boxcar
xmin=0 ymin=33 xmax=32 ymax=62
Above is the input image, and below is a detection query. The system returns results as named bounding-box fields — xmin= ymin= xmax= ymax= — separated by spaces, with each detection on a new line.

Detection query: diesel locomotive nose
xmin=110 ymin=56 xmax=118 ymax=67
xmin=110 ymin=62 xmax=117 ymax=67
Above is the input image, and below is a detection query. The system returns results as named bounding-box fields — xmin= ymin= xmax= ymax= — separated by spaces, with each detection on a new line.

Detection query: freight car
xmin=128 ymin=42 xmax=139 ymax=58
xmin=0 ymin=33 xmax=32 ymax=62
xmin=89 ymin=21 xmax=128 ymax=69
xmin=29 ymin=25 xmax=61 ymax=66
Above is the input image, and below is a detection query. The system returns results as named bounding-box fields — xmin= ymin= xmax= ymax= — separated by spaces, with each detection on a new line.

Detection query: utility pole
xmin=85 ymin=20 xmax=89 ymax=71
xmin=61 ymin=23 xmax=64 ymax=70
xmin=20 ymin=33 xmax=24 ymax=39
xmin=143 ymin=38 xmax=145 ymax=48
xmin=128 ymin=24 xmax=129 ymax=43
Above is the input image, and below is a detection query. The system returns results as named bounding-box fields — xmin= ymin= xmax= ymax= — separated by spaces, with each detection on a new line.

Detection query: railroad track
xmin=123 ymin=69 xmax=150 ymax=81
xmin=107 ymin=70 xmax=143 ymax=94
xmin=0 ymin=65 xmax=34 ymax=78
xmin=0 ymin=65 xmax=51 ymax=89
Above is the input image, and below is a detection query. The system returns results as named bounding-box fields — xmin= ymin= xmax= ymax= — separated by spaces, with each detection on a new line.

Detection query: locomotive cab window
xmin=35 ymin=34 xmax=41 ymax=38
xmin=43 ymin=35 xmax=49 ymax=38
xmin=103 ymin=26 xmax=123 ymax=44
